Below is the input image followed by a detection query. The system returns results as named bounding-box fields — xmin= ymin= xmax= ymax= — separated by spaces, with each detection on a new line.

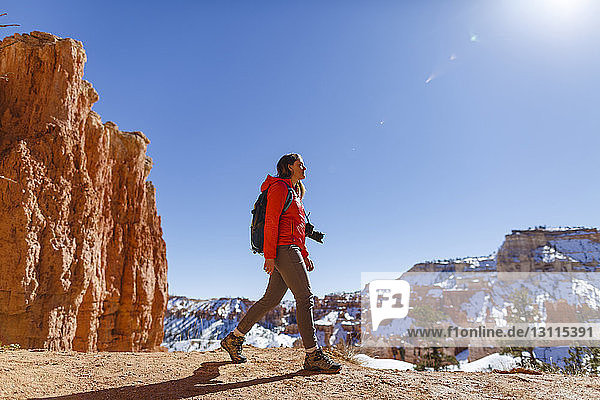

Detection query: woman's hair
xmin=276 ymin=153 xmax=306 ymax=199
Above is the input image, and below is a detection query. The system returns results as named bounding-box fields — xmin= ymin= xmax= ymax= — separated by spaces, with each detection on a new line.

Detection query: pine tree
xmin=415 ymin=347 xmax=459 ymax=371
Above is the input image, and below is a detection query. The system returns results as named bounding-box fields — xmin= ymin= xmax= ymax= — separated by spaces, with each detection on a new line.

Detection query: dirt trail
xmin=1 ymin=347 xmax=599 ymax=399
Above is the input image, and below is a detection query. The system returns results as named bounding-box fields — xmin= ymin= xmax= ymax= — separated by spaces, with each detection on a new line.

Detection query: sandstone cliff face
xmin=0 ymin=32 xmax=168 ymax=351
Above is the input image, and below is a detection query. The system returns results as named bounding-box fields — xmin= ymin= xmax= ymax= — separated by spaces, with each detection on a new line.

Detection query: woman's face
xmin=289 ymin=157 xmax=307 ymax=181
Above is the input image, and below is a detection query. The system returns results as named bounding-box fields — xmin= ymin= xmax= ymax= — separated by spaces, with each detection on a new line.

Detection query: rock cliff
xmin=0 ymin=32 xmax=168 ymax=351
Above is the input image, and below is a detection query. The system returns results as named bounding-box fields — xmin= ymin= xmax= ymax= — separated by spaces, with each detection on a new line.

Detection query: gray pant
xmin=237 ymin=244 xmax=318 ymax=349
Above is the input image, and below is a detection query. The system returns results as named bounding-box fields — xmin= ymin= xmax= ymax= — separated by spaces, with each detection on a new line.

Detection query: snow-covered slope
xmin=162 ymin=296 xmax=298 ymax=351
xmin=162 ymin=293 xmax=361 ymax=352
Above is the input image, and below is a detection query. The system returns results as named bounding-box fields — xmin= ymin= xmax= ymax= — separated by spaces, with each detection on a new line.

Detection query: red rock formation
xmin=0 ymin=32 xmax=168 ymax=351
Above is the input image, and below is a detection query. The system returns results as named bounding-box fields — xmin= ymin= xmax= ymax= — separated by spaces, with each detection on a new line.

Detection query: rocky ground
xmin=1 ymin=347 xmax=599 ymax=400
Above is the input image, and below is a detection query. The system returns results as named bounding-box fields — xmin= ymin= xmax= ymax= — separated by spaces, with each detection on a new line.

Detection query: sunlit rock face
xmin=0 ymin=32 xmax=168 ymax=351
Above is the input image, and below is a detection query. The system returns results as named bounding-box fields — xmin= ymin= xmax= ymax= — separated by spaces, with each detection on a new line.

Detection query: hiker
xmin=221 ymin=153 xmax=342 ymax=373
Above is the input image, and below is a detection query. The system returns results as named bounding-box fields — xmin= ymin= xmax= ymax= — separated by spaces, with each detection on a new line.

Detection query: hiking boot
xmin=303 ymin=348 xmax=342 ymax=373
xmin=220 ymin=332 xmax=247 ymax=363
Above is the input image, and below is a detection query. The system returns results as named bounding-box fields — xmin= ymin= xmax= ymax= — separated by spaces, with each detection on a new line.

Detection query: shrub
xmin=0 ymin=342 xmax=21 ymax=352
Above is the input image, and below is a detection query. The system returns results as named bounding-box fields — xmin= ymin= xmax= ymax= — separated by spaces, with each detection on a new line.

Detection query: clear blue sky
xmin=3 ymin=1 xmax=600 ymax=302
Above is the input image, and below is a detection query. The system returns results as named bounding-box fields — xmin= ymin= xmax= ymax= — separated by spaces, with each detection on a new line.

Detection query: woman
xmin=220 ymin=153 xmax=341 ymax=373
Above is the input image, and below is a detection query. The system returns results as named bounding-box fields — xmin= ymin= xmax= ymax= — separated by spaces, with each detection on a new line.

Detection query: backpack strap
xmin=278 ymin=181 xmax=294 ymax=214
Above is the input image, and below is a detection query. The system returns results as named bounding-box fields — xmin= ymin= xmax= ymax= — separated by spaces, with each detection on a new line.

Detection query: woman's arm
xmin=263 ymin=181 xmax=287 ymax=260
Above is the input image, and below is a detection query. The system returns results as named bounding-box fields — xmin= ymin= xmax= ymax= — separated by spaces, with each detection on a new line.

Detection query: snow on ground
xmin=315 ymin=311 xmax=339 ymax=326
xmin=353 ymin=352 xmax=518 ymax=372
xmin=243 ymin=324 xmax=298 ymax=348
xmin=534 ymin=245 xmax=573 ymax=263
xmin=459 ymin=353 xmax=517 ymax=372
xmin=162 ymin=322 xmax=298 ymax=352
xmin=164 ymin=339 xmax=218 ymax=352
xmin=353 ymin=354 xmax=414 ymax=371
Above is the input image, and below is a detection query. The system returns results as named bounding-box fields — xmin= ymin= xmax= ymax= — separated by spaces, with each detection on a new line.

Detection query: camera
xmin=305 ymin=213 xmax=325 ymax=243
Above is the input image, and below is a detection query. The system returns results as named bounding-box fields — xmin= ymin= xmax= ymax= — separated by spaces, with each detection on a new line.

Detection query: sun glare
xmin=506 ymin=0 xmax=595 ymax=35
xmin=547 ymin=0 xmax=580 ymax=9
xmin=539 ymin=0 xmax=591 ymax=21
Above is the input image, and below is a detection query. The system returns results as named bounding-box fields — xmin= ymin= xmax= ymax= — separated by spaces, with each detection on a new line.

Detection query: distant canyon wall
xmin=0 ymin=32 xmax=168 ymax=351
xmin=409 ymin=228 xmax=600 ymax=273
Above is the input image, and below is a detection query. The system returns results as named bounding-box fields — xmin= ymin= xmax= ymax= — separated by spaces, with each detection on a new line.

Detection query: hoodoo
xmin=0 ymin=32 xmax=168 ymax=351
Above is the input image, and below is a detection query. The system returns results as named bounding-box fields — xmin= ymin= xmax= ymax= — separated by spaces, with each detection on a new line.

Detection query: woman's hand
xmin=264 ymin=258 xmax=276 ymax=275
xmin=304 ymin=256 xmax=315 ymax=272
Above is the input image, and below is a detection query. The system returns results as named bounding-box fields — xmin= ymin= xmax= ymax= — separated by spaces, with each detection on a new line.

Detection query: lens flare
xmin=522 ymin=0 xmax=592 ymax=26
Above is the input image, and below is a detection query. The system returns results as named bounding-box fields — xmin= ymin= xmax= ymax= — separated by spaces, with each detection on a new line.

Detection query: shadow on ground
xmin=31 ymin=360 xmax=332 ymax=400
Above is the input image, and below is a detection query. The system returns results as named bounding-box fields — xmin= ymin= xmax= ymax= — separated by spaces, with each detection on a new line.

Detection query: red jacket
xmin=261 ymin=175 xmax=309 ymax=260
